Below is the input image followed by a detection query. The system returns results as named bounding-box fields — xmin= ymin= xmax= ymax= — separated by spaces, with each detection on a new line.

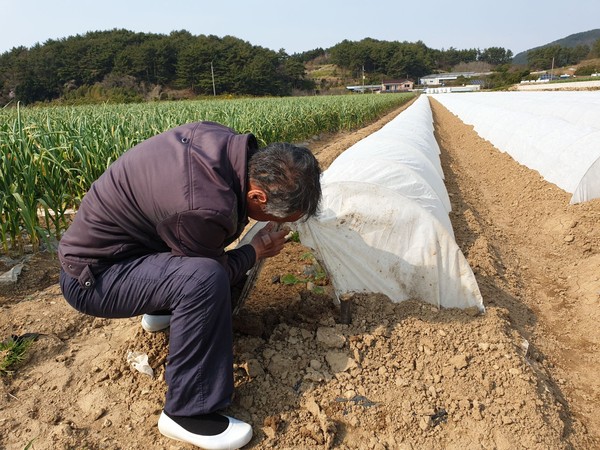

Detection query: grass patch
xmin=306 ymin=64 xmax=341 ymax=79
xmin=0 ymin=335 xmax=36 ymax=375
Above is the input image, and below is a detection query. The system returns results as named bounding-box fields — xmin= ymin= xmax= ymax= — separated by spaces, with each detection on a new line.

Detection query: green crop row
xmin=0 ymin=93 xmax=414 ymax=253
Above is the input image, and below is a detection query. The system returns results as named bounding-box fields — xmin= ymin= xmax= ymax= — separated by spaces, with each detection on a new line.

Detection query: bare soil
xmin=1 ymin=97 xmax=599 ymax=450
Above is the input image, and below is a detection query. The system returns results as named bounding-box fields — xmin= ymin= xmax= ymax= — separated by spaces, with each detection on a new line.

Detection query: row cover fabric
xmin=296 ymin=96 xmax=484 ymax=311
xmin=430 ymin=91 xmax=600 ymax=204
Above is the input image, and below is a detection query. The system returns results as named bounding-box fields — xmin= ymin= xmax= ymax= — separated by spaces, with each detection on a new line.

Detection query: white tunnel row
xmin=296 ymin=96 xmax=484 ymax=312
xmin=430 ymin=91 xmax=600 ymax=204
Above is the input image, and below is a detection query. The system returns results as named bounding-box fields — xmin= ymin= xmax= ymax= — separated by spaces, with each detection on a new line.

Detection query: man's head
xmin=247 ymin=142 xmax=321 ymax=223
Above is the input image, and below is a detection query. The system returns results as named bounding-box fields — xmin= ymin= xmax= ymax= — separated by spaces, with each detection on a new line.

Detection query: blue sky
xmin=1 ymin=0 xmax=599 ymax=56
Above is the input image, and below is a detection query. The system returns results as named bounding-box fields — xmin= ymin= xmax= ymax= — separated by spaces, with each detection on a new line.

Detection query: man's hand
xmin=250 ymin=222 xmax=290 ymax=260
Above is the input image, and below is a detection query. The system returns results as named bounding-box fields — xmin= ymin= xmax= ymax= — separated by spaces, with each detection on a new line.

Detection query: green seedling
xmin=281 ymin=251 xmax=329 ymax=294
xmin=281 ymin=273 xmax=306 ymax=285
xmin=0 ymin=335 xmax=36 ymax=376
xmin=287 ymin=231 xmax=300 ymax=243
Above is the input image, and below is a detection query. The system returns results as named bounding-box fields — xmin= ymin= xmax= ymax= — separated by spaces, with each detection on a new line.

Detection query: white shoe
xmin=158 ymin=411 xmax=252 ymax=449
xmin=141 ymin=313 xmax=171 ymax=332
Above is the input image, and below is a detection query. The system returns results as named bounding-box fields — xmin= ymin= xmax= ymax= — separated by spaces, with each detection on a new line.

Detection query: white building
xmin=419 ymin=72 xmax=477 ymax=86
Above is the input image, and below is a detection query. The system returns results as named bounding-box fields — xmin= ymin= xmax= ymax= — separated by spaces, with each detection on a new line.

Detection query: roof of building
xmin=420 ymin=72 xmax=476 ymax=79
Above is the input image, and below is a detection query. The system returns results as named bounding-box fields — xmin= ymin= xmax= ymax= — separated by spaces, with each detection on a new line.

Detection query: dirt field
xmin=1 ymin=96 xmax=599 ymax=450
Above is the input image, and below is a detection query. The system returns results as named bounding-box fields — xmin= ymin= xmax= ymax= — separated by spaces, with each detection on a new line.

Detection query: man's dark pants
xmin=59 ymin=253 xmax=233 ymax=416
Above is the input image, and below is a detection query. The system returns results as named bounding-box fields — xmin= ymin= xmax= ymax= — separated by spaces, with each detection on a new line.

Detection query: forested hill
xmin=513 ymin=29 xmax=600 ymax=65
xmin=0 ymin=29 xmax=517 ymax=105
xmin=0 ymin=29 xmax=315 ymax=104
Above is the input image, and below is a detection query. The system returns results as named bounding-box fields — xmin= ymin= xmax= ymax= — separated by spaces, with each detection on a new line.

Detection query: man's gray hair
xmin=248 ymin=142 xmax=321 ymax=219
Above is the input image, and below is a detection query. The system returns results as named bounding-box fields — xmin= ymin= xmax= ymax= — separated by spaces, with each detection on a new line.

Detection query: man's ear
xmin=248 ymin=187 xmax=268 ymax=205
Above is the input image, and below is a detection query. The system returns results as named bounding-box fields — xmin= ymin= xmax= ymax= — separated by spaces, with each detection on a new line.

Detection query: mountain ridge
xmin=512 ymin=28 xmax=600 ymax=65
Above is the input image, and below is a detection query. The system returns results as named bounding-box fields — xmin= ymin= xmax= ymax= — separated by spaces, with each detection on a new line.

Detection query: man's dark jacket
xmin=58 ymin=121 xmax=258 ymax=285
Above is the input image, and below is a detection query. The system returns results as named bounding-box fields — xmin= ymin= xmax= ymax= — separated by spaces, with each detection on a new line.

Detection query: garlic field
xmin=0 ymin=94 xmax=412 ymax=253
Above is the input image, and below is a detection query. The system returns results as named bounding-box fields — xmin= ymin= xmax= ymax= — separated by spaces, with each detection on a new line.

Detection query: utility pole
xmin=361 ymin=65 xmax=365 ymax=93
xmin=211 ymin=60 xmax=216 ymax=96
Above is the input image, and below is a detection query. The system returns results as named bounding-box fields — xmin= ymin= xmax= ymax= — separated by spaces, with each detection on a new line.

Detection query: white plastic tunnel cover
xmin=296 ymin=96 xmax=484 ymax=311
xmin=430 ymin=91 xmax=600 ymax=204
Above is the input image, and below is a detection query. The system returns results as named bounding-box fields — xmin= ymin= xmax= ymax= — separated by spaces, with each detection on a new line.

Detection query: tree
xmin=114 ymin=37 xmax=177 ymax=86
xmin=434 ymin=47 xmax=478 ymax=70
xmin=240 ymin=52 xmax=281 ymax=95
xmin=0 ymin=46 xmax=28 ymax=104
xmin=281 ymin=54 xmax=315 ymax=91
xmin=174 ymin=37 xmax=216 ymax=94
xmin=292 ymin=48 xmax=326 ymax=63
xmin=329 ymin=38 xmax=437 ymax=81
xmin=329 ymin=40 xmax=358 ymax=71
xmin=527 ymin=44 xmax=590 ymax=70
xmin=388 ymin=45 xmax=427 ymax=79
xmin=592 ymin=38 xmax=600 ymax=58
xmin=485 ymin=66 xmax=530 ymax=89
xmin=479 ymin=47 xmax=513 ymax=65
